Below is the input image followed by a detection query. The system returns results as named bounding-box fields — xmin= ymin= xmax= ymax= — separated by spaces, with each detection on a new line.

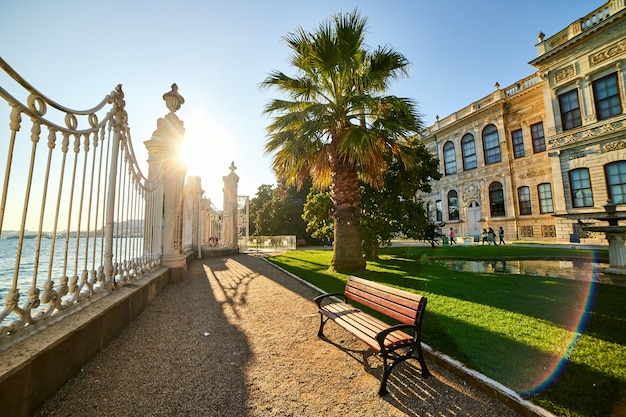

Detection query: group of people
xmin=482 ymin=227 xmax=505 ymax=245
xmin=447 ymin=226 xmax=505 ymax=245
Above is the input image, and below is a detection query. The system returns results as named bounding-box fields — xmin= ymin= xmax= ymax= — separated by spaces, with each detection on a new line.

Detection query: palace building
xmin=418 ymin=0 xmax=626 ymax=244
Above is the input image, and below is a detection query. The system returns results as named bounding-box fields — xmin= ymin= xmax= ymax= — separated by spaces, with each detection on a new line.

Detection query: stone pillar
xmin=144 ymin=84 xmax=187 ymax=283
xmin=222 ymin=162 xmax=239 ymax=249
xmin=186 ymin=175 xmax=204 ymax=258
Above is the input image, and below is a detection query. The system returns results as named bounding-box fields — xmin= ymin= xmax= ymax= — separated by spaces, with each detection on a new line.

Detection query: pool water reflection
xmin=437 ymin=259 xmax=626 ymax=286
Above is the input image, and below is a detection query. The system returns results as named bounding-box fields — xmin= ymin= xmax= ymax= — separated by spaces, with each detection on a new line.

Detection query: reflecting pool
xmin=436 ymin=259 xmax=626 ymax=286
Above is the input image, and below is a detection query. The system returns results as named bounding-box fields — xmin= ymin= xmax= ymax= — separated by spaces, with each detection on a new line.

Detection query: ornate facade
xmin=418 ymin=0 xmax=626 ymax=244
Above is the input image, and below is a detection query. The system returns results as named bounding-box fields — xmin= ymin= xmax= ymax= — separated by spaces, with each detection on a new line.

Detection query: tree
xmin=262 ymin=9 xmax=424 ymax=271
xmin=249 ymin=182 xmax=311 ymax=240
xmin=360 ymin=139 xmax=440 ymax=259
xmin=249 ymin=184 xmax=275 ymax=236
xmin=302 ymin=188 xmax=334 ymax=244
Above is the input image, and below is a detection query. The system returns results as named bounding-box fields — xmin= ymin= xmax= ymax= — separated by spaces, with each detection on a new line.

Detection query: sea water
xmin=0 ymin=236 xmax=143 ymax=326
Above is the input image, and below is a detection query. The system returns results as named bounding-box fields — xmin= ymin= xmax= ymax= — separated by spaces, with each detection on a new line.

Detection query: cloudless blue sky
xmin=0 ymin=0 xmax=607 ymax=209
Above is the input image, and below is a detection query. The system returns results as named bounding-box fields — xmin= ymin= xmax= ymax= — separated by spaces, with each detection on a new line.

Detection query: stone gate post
xmin=186 ymin=175 xmax=204 ymax=258
xmin=222 ymin=162 xmax=239 ymax=249
xmin=144 ymin=84 xmax=188 ymax=282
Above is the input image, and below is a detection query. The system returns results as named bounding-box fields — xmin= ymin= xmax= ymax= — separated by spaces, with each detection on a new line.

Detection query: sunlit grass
xmin=268 ymin=246 xmax=625 ymax=417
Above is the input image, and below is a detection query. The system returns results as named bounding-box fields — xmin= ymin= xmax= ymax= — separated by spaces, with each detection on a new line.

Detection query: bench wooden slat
xmin=321 ymin=302 xmax=413 ymax=351
xmin=345 ymin=277 xmax=424 ymax=325
xmin=345 ymin=288 xmax=418 ymax=325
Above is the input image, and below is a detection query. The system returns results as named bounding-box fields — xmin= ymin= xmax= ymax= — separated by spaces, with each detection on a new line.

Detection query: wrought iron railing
xmin=0 ymin=57 xmax=162 ymax=345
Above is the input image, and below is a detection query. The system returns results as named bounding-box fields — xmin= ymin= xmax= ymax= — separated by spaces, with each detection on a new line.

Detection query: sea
xmin=0 ymin=236 xmax=143 ymax=326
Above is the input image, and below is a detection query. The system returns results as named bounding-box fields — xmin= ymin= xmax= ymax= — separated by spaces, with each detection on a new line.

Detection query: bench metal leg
xmin=317 ymin=314 xmax=328 ymax=338
xmin=378 ymin=346 xmax=431 ymax=396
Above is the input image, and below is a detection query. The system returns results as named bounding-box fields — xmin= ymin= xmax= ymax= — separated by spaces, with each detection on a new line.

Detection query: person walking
xmin=482 ymin=228 xmax=488 ymax=245
xmin=449 ymin=227 xmax=456 ymax=244
xmin=499 ymin=226 xmax=505 ymax=245
xmin=488 ymin=227 xmax=496 ymax=245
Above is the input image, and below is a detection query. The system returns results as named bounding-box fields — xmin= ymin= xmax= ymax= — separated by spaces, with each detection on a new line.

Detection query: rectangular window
xmin=593 ymin=72 xmax=622 ymax=120
xmin=605 ymin=162 xmax=626 ymax=205
xmin=559 ymin=89 xmax=582 ymax=131
xmin=436 ymin=200 xmax=442 ymax=222
xmin=538 ymin=183 xmax=554 ymax=214
xmin=518 ymin=186 xmax=532 ymax=215
xmin=511 ymin=129 xmax=525 ymax=158
xmin=530 ymin=122 xmax=546 ymax=153
xmin=569 ymin=168 xmax=594 ymax=208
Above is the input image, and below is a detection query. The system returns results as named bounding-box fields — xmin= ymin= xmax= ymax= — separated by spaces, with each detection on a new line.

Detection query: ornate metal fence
xmin=0 ymin=57 xmax=163 ymax=345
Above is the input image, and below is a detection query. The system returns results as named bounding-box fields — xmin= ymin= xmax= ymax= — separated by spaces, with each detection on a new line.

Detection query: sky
xmin=0 ymin=0 xmax=607 ymax=214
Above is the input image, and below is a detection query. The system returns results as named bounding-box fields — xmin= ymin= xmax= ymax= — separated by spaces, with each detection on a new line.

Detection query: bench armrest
xmin=375 ymin=323 xmax=419 ymax=347
xmin=314 ymin=292 xmax=345 ymax=308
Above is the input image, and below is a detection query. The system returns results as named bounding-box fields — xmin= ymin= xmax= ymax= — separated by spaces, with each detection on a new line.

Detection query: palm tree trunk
xmin=331 ymin=158 xmax=366 ymax=271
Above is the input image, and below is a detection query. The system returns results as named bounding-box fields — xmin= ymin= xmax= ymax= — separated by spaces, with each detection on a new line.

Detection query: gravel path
xmin=33 ymin=254 xmax=524 ymax=417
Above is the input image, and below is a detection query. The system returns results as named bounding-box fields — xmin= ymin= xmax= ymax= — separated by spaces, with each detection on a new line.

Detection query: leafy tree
xmin=249 ymin=182 xmax=311 ymax=240
xmin=360 ymin=139 xmax=440 ymax=259
xmin=262 ymin=9 xmax=424 ymax=271
xmin=249 ymin=184 xmax=275 ymax=236
xmin=302 ymin=188 xmax=334 ymax=245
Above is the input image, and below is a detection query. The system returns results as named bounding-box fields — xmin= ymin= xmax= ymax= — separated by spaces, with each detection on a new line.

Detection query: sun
xmin=179 ymin=112 xmax=233 ymax=204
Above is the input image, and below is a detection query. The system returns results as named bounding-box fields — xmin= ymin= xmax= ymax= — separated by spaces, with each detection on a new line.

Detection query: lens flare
xmin=519 ymin=253 xmax=600 ymax=396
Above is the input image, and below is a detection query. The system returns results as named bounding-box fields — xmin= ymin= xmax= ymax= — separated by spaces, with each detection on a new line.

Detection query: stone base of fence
xmin=0 ymin=267 xmax=171 ymax=417
xmin=201 ymin=247 xmax=239 ymax=257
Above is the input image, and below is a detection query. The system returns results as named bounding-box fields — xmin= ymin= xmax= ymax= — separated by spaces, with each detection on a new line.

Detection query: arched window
xmin=482 ymin=124 xmax=501 ymax=165
xmin=605 ymin=161 xmax=626 ymax=204
xmin=489 ymin=182 xmax=505 ymax=217
xmin=443 ymin=141 xmax=456 ymax=175
xmin=461 ymin=134 xmax=477 ymax=170
xmin=435 ymin=200 xmax=443 ymax=222
xmin=569 ymin=168 xmax=593 ymax=208
xmin=447 ymin=190 xmax=459 ymax=220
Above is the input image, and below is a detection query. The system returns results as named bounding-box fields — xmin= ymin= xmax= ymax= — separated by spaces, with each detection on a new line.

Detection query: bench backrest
xmin=344 ymin=276 xmax=427 ymax=326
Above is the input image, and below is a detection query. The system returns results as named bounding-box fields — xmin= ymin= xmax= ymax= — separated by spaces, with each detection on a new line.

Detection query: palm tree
xmin=262 ymin=9 xmax=424 ymax=271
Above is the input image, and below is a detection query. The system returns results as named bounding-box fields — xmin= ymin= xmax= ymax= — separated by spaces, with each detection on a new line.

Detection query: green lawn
xmin=268 ymin=245 xmax=626 ymax=417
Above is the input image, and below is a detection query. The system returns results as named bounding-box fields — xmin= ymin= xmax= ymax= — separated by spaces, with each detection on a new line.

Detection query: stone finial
xmin=537 ymin=31 xmax=545 ymax=42
xmin=163 ymin=83 xmax=185 ymax=113
xmin=229 ymin=161 xmax=237 ymax=173
xmin=494 ymin=82 xmax=500 ymax=90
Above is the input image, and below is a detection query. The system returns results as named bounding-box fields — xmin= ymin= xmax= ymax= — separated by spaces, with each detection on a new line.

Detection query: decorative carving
xmin=462 ymin=184 xmax=481 ymax=205
xmin=548 ymin=120 xmax=625 ymax=149
xmin=555 ymin=65 xmax=575 ymax=83
xmin=605 ymin=140 xmax=626 ymax=152
xmin=542 ymin=225 xmax=556 ymax=237
xmin=589 ymin=39 xmax=626 ymax=67
xmin=569 ymin=150 xmax=588 ymax=160
xmin=518 ymin=169 xmax=547 ymax=179
xmin=520 ymin=226 xmax=534 ymax=237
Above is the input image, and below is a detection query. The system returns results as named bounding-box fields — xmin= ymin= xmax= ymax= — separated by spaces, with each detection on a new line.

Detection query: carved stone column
xmin=144 ymin=84 xmax=187 ymax=282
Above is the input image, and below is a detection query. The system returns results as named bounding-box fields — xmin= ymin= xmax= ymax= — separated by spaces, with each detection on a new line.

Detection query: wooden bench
xmin=314 ymin=276 xmax=431 ymax=395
